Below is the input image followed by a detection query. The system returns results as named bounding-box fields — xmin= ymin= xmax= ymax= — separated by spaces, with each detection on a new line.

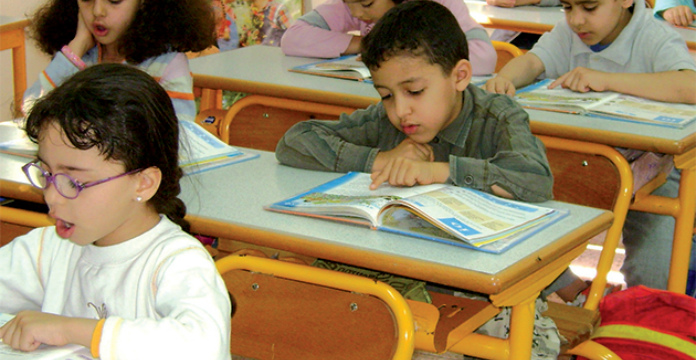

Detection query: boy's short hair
xmin=361 ymin=0 xmax=469 ymax=75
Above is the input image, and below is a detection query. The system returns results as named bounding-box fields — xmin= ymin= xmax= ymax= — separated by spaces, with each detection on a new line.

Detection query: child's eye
xmin=380 ymin=93 xmax=392 ymax=101
xmin=583 ymin=5 xmax=597 ymax=10
xmin=408 ymin=89 xmax=424 ymax=96
xmin=361 ymin=1 xmax=373 ymax=8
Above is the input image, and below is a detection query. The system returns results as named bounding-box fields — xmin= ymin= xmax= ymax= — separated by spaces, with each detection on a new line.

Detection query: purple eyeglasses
xmin=22 ymin=160 xmax=142 ymax=199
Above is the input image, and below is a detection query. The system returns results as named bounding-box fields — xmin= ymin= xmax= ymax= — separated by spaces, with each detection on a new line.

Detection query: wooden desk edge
xmin=192 ymin=74 xmax=378 ymax=109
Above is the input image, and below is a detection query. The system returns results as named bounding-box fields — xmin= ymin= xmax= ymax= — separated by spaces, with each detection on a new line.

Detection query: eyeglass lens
xmin=26 ymin=164 xmax=81 ymax=198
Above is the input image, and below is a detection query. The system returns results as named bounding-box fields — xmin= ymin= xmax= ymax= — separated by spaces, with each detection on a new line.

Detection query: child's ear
xmin=621 ymin=0 xmax=634 ymax=8
xmin=134 ymin=166 xmax=162 ymax=203
xmin=452 ymin=59 xmax=472 ymax=92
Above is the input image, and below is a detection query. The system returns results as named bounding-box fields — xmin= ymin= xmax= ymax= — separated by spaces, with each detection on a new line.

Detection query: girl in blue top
xmin=23 ymin=0 xmax=216 ymax=122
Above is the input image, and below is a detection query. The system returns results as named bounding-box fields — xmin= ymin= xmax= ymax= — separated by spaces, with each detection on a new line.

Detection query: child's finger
xmin=370 ymin=164 xmax=391 ymax=190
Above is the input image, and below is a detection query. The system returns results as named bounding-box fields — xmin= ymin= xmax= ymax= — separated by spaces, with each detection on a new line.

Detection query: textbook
xmin=0 ymin=314 xmax=95 ymax=360
xmin=178 ymin=120 xmax=258 ymax=175
xmin=265 ymin=172 xmax=566 ymax=253
xmin=0 ymin=120 xmax=259 ymax=173
xmin=515 ymin=79 xmax=696 ymax=129
xmin=289 ymin=55 xmax=373 ymax=83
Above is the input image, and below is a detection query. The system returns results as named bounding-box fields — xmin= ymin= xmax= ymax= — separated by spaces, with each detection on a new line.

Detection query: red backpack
xmin=579 ymin=285 xmax=696 ymax=360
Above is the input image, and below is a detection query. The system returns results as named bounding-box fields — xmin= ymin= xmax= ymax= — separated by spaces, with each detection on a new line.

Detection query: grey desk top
xmin=179 ymin=149 xmax=611 ymax=292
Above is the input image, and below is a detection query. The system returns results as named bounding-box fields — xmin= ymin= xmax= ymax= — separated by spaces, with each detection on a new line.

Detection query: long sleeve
xmin=97 ymin=244 xmax=230 ymax=360
xmin=276 ymin=105 xmax=392 ymax=172
xmin=277 ymin=86 xmax=554 ymax=202
xmin=445 ymin=87 xmax=553 ymax=202
xmin=0 ymin=228 xmax=52 ymax=314
xmin=147 ymin=52 xmax=197 ymax=122
xmin=22 ymin=52 xmax=81 ymax=116
xmin=281 ymin=0 xmax=497 ymax=74
xmin=23 ymin=49 xmax=196 ymax=122
xmin=0 ymin=219 xmax=231 ymax=360
xmin=281 ymin=0 xmax=367 ymax=58
xmin=434 ymin=0 xmax=497 ymax=75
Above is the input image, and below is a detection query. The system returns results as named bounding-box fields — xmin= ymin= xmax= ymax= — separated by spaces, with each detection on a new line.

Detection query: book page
xmin=312 ymin=57 xmax=371 ymax=79
xmin=515 ymin=79 xmax=619 ymax=113
xmin=379 ymin=186 xmax=555 ymax=243
xmin=268 ymin=172 xmax=445 ymax=224
xmin=0 ymin=314 xmax=94 ymax=360
xmin=290 ymin=56 xmax=372 ymax=82
xmin=589 ymin=95 xmax=696 ymax=128
xmin=178 ymin=121 xmax=259 ymax=175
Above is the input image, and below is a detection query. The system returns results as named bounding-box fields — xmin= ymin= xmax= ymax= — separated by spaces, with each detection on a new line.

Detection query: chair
xmin=196 ymin=95 xmax=356 ymax=150
xmin=0 ymin=206 xmax=53 ymax=246
xmin=215 ymin=252 xmax=415 ymax=360
xmin=537 ymin=135 xmax=634 ymax=359
xmin=492 ymin=41 xmax=524 ymax=73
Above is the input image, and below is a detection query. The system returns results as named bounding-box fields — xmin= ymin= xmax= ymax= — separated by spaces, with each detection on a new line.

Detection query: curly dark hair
xmin=30 ymin=0 xmax=216 ymax=64
xmin=25 ymin=63 xmax=190 ymax=232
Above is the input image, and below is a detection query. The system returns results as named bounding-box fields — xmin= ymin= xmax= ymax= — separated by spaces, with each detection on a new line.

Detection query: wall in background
xmin=0 ymin=0 xmax=50 ymax=121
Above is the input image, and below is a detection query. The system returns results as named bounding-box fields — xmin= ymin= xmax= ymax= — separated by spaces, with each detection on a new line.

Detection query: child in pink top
xmin=280 ymin=0 xmax=497 ymax=75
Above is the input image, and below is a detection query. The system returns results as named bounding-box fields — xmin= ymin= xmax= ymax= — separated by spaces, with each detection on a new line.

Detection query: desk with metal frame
xmin=0 ymin=16 xmax=30 ymax=117
xmin=0 ymin=149 xmax=612 ymax=359
xmin=190 ymin=45 xmax=695 ymax=293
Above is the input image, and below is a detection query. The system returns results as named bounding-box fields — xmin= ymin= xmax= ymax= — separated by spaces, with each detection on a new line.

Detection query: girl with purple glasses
xmin=0 ymin=64 xmax=231 ymax=360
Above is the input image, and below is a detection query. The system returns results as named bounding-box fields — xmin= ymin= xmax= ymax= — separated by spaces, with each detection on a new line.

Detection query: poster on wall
xmin=212 ymin=0 xmax=302 ymax=51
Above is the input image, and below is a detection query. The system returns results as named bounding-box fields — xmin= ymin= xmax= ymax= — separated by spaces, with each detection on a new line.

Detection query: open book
xmin=167 ymin=121 xmax=258 ymax=175
xmin=516 ymin=79 xmax=696 ymax=128
xmin=0 ymin=120 xmax=258 ymax=175
xmin=0 ymin=314 xmax=95 ymax=360
xmin=266 ymin=172 xmax=566 ymax=253
xmin=289 ymin=55 xmax=373 ymax=83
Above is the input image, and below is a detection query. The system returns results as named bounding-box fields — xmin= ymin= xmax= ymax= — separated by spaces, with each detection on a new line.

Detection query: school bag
xmin=578 ymin=285 xmax=696 ymax=360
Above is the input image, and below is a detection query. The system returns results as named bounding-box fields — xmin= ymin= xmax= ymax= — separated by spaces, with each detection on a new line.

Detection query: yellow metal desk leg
xmin=508 ymin=294 xmax=536 ymax=360
xmin=669 ymin=164 xmax=696 ymax=293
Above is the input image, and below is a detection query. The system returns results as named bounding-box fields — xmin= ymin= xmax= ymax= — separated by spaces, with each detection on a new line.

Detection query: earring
xmin=136 ymin=196 xmax=142 ymax=202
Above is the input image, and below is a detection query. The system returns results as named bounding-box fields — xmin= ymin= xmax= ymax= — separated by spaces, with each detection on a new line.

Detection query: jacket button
xmin=464 ymin=175 xmax=474 ymax=185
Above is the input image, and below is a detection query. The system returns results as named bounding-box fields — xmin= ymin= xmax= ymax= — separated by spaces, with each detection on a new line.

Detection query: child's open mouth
xmin=56 ymin=219 xmax=75 ymax=239
xmin=93 ymin=25 xmax=108 ymax=37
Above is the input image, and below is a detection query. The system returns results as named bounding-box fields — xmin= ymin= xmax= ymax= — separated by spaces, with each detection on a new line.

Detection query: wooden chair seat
xmin=542 ymin=301 xmax=601 ymax=353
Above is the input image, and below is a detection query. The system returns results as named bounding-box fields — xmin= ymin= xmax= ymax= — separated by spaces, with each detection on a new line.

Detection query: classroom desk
xmin=0 ymin=150 xmax=612 ymax=358
xmin=463 ymin=0 xmax=696 ymax=50
xmin=0 ymin=16 xmax=30 ymax=117
xmin=190 ymin=46 xmax=378 ymax=110
xmin=193 ymin=45 xmax=695 ymax=293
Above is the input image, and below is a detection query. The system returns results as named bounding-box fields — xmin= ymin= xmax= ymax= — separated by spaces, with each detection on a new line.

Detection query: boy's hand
xmin=370 ymin=160 xmax=449 ymax=189
xmin=372 ymin=138 xmax=434 ymax=173
xmin=549 ymin=67 xmax=609 ymax=93
xmin=663 ymin=6 xmax=696 ymax=27
xmin=0 ymin=311 xmax=96 ymax=352
xmin=484 ymin=76 xmax=517 ymax=96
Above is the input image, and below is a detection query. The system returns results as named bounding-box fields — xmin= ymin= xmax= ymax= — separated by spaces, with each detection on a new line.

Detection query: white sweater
xmin=0 ymin=217 xmax=231 ymax=360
